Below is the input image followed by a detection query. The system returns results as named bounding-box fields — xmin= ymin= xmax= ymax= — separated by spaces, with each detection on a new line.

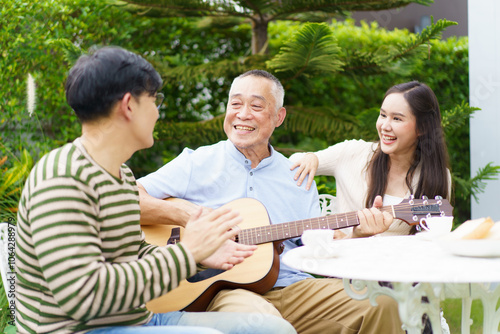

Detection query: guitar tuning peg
xmin=421 ymin=195 xmax=428 ymax=205
xmin=434 ymin=195 xmax=443 ymax=205
xmin=409 ymin=194 xmax=414 ymax=205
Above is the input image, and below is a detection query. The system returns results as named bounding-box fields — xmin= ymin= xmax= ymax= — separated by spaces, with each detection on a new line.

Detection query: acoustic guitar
xmin=142 ymin=196 xmax=453 ymax=313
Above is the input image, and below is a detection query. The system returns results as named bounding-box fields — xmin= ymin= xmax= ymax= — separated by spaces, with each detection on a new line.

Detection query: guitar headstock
xmin=392 ymin=196 xmax=453 ymax=225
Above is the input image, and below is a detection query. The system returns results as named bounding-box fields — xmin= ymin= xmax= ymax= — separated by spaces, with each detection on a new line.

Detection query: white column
xmin=468 ymin=0 xmax=500 ymax=221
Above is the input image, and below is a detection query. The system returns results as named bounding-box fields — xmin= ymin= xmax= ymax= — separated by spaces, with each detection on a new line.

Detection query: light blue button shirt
xmin=138 ymin=140 xmax=321 ymax=287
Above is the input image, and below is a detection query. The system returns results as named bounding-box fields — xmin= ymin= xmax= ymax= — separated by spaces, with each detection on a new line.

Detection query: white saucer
xmin=439 ymin=239 xmax=500 ymax=258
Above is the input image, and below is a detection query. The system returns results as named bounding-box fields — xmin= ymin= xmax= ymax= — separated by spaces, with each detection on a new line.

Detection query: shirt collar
xmin=225 ymin=140 xmax=275 ymax=170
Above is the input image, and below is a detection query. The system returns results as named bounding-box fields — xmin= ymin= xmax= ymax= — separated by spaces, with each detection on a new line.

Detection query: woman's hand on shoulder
xmin=290 ymin=153 xmax=319 ymax=191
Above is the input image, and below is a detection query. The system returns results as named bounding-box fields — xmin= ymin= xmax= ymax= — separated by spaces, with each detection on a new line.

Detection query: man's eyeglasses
xmin=156 ymin=92 xmax=165 ymax=110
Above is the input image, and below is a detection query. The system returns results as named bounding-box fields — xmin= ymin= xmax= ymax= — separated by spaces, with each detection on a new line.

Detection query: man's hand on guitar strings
xmin=352 ymin=195 xmax=393 ymax=238
xmin=200 ymin=240 xmax=257 ymax=270
xmin=181 ymin=206 xmax=255 ymax=266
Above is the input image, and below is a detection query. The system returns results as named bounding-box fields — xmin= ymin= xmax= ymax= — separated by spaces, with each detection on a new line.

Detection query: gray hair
xmin=230 ymin=70 xmax=284 ymax=111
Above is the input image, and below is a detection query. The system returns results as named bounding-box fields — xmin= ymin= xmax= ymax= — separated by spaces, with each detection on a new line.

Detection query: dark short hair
xmin=65 ymin=46 xmax=162 ymax=123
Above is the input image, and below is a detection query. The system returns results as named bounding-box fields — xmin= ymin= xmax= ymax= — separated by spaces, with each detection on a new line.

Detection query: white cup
xmin=301 ymin=230 xmax=339 ymax=258
xmin=419 ymin=216 xmax=453 ymax=236
xmin=302 ymin=229 xmax=335 ymax=247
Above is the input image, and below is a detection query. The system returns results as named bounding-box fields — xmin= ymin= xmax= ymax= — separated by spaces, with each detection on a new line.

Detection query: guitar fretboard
xmin=238 ymin=211 xmax=361 ymax=245
xmin=236 ymin=198 xmax=454 ymax=245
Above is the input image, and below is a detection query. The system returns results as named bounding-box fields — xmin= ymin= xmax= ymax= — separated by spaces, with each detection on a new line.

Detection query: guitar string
xmin=239 ymin=210 xmax=397 ymax=245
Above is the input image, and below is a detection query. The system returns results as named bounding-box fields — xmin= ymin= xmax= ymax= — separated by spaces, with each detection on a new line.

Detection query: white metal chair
xmin=318 ymin=194 xmax=337 ymax=216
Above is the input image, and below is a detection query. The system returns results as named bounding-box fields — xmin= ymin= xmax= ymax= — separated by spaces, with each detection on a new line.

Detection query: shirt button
xmin=250 ymin=172 xmax=253 ymax=176
xmin=249 ymin=187 xmax=253 ymax=191
xmin=245 ymin=160 xmax=249 ymax=164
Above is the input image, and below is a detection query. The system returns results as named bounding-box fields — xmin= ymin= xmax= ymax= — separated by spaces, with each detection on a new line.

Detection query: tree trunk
xmin=251 ymin=17 xmax=269 ymax=55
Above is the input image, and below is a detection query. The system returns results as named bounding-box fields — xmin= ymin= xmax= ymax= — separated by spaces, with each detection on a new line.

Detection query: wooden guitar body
xmin=142 ymin=198 xmax=280 ymax=313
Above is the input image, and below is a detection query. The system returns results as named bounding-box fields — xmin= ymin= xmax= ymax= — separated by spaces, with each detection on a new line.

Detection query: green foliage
xmin=1 ymin=0 xmax=125 ymax=163
xmin=0 ymin=148 xmax=32 ymax=332
xmin=46 ymin=39 xmax=85 ymax=65
xmin=441 ymin=102 xmax=479 ymax=134
xmin=283 ymin=106 xmax=359 ymax=143
xmin=442 ymin=299 xmax=484 ymax=333
xmin=4 ymin=325 xmax=16 ymax=334
xmin=0 ymin=150 xmax=33 ymax=223
xmin=158 ymin=56 xmax=265 ymax=83
xmin=455 ymin=163 xmax=500 ymax=203
xmin=153 ymin=18 xmax=459 ymax=146
xmin=2 ymin=0 xmax=489 ymax=222
xmin=114 ymin=0 xmax=433 ymax=55
xmin=114 ymin=0 xmax=434 ymax=19
xmin=266 ymin=23 xmax=344 ymax=78
xmin=345 ymin=18 xmax=457 ymax=76
xmin=157 ymin=116 xmax=226 ymax=147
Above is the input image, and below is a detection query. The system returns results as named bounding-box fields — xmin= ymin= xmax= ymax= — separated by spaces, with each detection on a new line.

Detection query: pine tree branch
xmin=45 ymin=39 xmax=85 ymax=66
xmin=284 ymin=105 xmax=359 ymax=141
xmin=266 ymin=23 xmax=344 ymax=79
xmin=108 ymin=0 xmax=254 ymax=19
xmin=453 ymin=163 xmax=500 ymax=203
xmin=344 ymin=18 xmax=457 ymax=75
xmin=252 ymin=0 xmax=435 ymax=21
xmin=155 ymin=115 xmax=226 ymax=146
xmin=441 ymin=102 xmax=479 ymax=135
xmin=110 ymin=0 xmax=433 ymax=21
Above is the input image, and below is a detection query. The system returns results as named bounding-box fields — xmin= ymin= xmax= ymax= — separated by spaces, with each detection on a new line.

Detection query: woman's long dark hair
xmin=365 ymin=81 xmax=450 ymax=208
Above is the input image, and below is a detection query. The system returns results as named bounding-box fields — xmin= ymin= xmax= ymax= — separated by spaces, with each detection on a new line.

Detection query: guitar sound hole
xmin=187 ymin=268 xmax=226 ymax=283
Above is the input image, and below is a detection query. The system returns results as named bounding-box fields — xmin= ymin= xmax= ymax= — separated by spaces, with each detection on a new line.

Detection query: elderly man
xmin=138 ymin=70 xmax=404 ymax=334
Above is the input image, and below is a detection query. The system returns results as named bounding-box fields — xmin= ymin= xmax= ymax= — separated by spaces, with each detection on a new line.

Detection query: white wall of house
xmin=469 ymin=0 xmax=500 ymax=221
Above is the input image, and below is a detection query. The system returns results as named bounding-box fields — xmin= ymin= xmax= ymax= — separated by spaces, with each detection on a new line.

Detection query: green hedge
xmin=1 ymin=5 xmax=471 ymax=220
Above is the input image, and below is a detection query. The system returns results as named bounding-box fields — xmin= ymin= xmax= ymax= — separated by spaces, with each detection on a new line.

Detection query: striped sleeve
xmin=26 ymin=176 xmax=196 ymax=321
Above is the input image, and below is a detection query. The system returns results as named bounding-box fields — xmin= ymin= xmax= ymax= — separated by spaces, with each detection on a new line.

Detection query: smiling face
xmin=376 ymin=92 xmax=418 ymax=161
xmin=223 ymin=75 xmax=286 ymax=161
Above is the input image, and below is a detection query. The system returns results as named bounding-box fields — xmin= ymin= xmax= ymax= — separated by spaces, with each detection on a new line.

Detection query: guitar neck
xmin=237 ymin=206 xmax=393 ymax=245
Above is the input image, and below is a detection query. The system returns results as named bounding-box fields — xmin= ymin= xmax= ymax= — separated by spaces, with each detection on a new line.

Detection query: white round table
xmin=283 ymin=235 xmax=500 ymax=334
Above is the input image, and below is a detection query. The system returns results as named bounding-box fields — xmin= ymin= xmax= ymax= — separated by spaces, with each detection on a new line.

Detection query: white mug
xmin=419 ymin=216 xmax=453 ymax=236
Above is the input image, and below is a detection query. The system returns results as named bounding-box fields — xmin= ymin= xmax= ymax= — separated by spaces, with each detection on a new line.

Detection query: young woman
xmin=290 ymin=81 xmax=452 ymax=237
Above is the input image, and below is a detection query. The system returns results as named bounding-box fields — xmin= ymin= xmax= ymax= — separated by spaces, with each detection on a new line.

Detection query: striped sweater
xmin=16 ymin=138 xmax=196 ymax=333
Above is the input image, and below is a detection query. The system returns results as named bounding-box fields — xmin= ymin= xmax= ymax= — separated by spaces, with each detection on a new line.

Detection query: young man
xmin=137 ymin=70 xmax=405 ymax=333
xmin=16 ymin=47 xmax=296 ymax=334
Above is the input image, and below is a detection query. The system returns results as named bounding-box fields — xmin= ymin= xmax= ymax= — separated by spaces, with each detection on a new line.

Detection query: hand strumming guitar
xmin=182 ymin=207 xmax=257 ymax=270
